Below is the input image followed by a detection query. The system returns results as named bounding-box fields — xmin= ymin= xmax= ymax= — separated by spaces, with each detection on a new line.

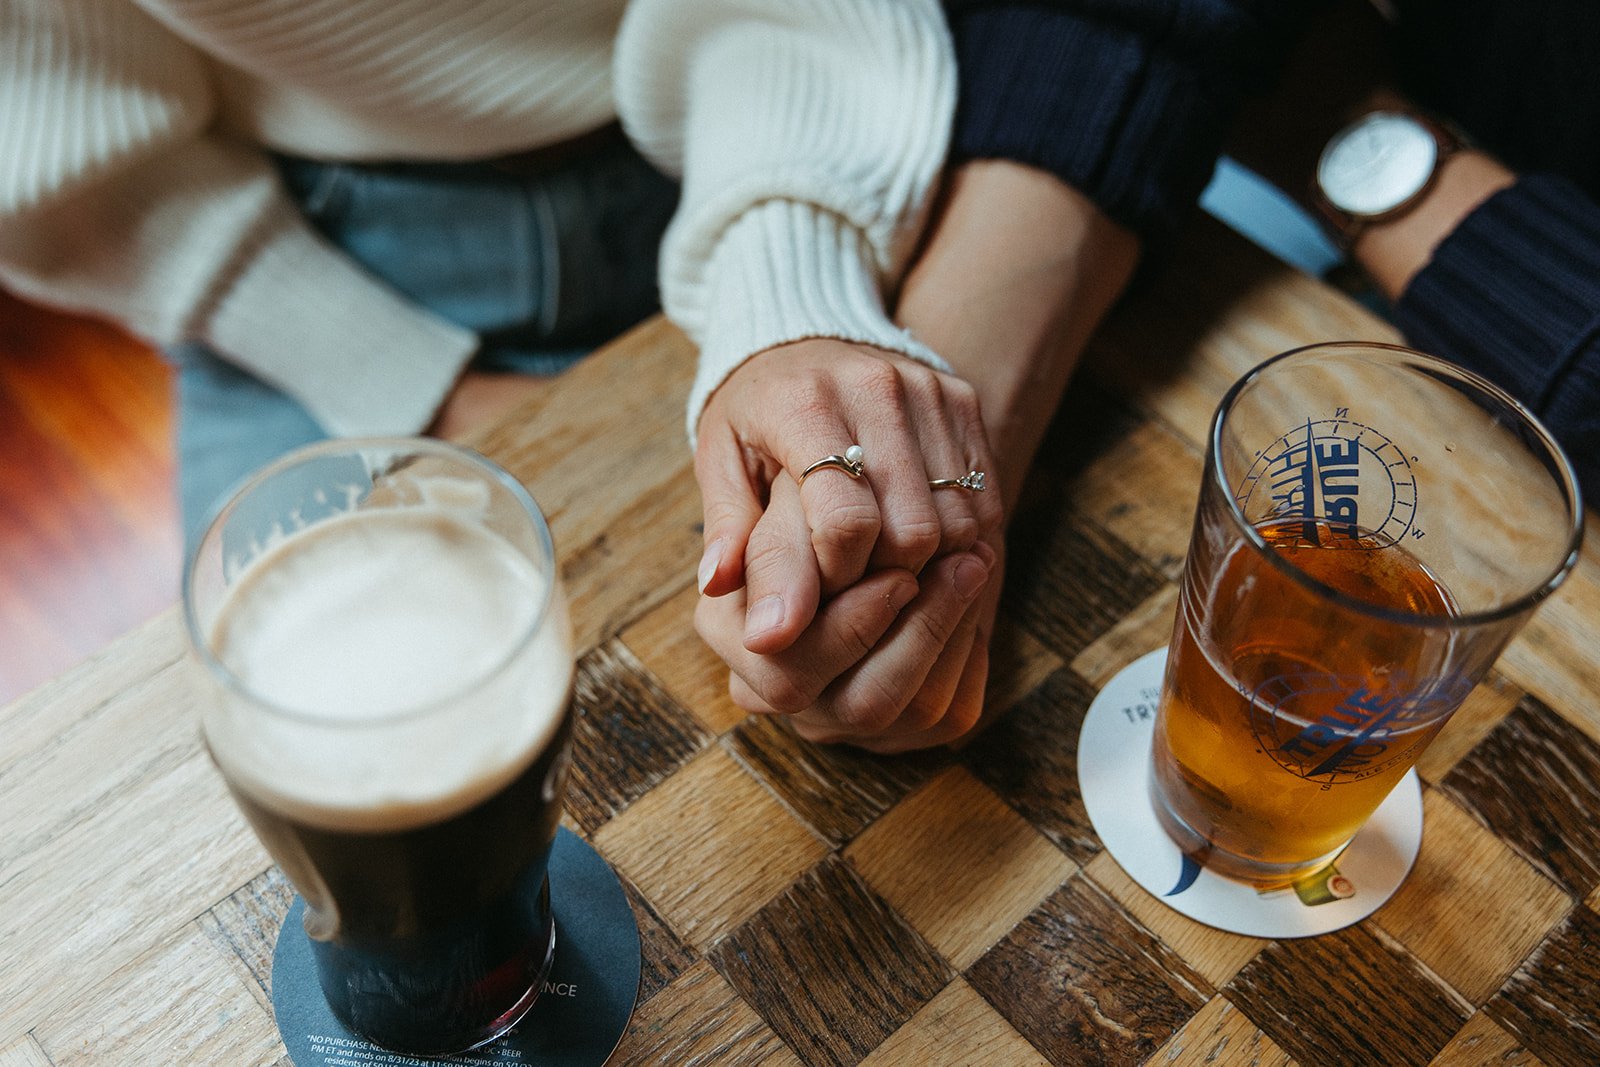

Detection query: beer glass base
xmin=458 ymin=913 xmax=559 ymax=1055
xmin=1150 ymin=784 xmax=1350 ymax=892
xmin=331 ymin=877 xmax=560 ymax=1058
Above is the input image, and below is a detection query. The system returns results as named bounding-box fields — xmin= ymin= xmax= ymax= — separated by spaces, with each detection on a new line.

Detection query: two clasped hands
xmin=689 ymin=160 xmax=1141 ymax=753
xmin=694 ymin=336 xmax=1007 ymax=754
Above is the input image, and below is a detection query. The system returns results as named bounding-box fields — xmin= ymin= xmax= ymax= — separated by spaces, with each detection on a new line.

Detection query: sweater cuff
xmin=948 ymin=4 xmax=1275 ymax=247
xmin=202 ymin=214 xmax=479 ymax=437
xmin=684 ymin=198 xmax=949 ymax=440
xmin=1397 ymin=174 xmax=1600 ymax=413
xmin=1397 ymin=174 xmax=1600 ymax=504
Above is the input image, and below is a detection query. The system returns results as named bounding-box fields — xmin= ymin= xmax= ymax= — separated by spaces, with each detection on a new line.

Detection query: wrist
xmin=897 ymin=160 xmax=1138 ymax=507
xmin=1350 ymin=150 xmax=1515 ymax=301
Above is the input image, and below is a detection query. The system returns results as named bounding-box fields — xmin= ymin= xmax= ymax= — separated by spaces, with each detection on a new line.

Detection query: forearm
xmin=895 ymin=159 xmax=1139 ymax=510
xmin=613 ymin=0 xmax=956 ymax=442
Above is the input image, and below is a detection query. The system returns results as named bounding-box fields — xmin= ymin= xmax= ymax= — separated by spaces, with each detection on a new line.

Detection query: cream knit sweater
xmin=0 ymin=0 xmax=953 ymax=438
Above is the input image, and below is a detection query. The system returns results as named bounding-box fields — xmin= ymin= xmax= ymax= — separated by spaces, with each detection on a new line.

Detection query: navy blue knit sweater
xmin=947 ymin=0 xmax=1599 ymax=505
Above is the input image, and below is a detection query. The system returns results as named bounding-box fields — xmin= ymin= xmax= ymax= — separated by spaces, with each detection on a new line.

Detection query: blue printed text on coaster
xmin=1078 ymin=648 xmax=1422 ymax=939
xmin=272 ymin=827 xmax=639 ymax=1066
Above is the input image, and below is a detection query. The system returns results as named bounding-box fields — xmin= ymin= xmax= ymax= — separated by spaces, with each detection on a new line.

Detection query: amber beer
xmin=1149 ymin=342 xmax=1582 ymax=889
xmin=186 ymin=440 xmax=574 ymax=1055
xmin=1152 ymin=518 xmax=1459 ymax=885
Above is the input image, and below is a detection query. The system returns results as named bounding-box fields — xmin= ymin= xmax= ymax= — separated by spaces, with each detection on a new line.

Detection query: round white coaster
xmin=1078 ymin=648 xmax=1422 ymax=938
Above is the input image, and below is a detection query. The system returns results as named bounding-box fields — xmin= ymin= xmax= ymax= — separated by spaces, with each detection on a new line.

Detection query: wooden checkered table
xmin=4 ymin=217 xmax=1598 ymax=1066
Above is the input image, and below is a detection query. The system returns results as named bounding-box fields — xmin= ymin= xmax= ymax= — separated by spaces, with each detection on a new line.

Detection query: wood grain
xmin=860 ymin=979 xmax=1050 ymax=1067
xmin=0 ymin=1036 xmax=54 ymax=1067
xmin=0 ymin=625 xmax=267 ymax=1037
xmin=474 ymin=318 xmax=702 ymax=656
xmin=33 ymin=923 xmax=281 ymax=1067
xmin=612 ymin=960 xmax=800 ymax=1067
xmin=1440 ymin=696 xmax=1600 ymax=898
xmin=622 ymin=875 xmax=696 ymax=1007
xmin=1225 ymin=924 xmax=1472 ymax=1067
xmin=592 ymin=746 xmax=828 ymax=950
xmin=966 ymin=874 xmax=1210 ymax=1067
xmin=1002 ymin=501 xmax=1167 ymax=662
xmin=621 ymin=583 xmax=749 ymax=735
xmin=1429 ymin=1013 xmax=1545 ymax=1066
xmin=199 ymin=865 xmax=294 ymax=997
xmin=1069 ymin=586 xmax=1178 ymax=692
xmin=1083 ymin=851 xmax=1265 ymax=990
xmin=566 ymin=639 xmax=714 ymax=834
xmin=846 ymin=767 xmax=1075 ymax=970
xmin=1372 ymin=790 xmax=1571 ymax=1004
xmin=1064 ymin=419 xmax=1203 ymax=581
xmin=7 ymin=217 xmax=1600 ymax=1067
xmin=709 ymin=857 xmax=953 ymax=1067
xmin=1485 ymin=904 xmax=1600 ymax=1067
xmin=1414 ymin=674 xmax=1525 ymax=784
xmin=1498 ymin=554 xmax=1600 ymax=747
xmin=1148 ymin=995 xmax=1294 ymax=1067
xmin=962 ymin=668 xmax=1103 ymax=864
xmin=724 ymin=714 xmax=949 ymax=849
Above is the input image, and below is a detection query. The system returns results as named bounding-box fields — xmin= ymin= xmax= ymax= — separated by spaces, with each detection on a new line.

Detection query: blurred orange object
xmin=0 ymin=289 xmax=179 ymax=703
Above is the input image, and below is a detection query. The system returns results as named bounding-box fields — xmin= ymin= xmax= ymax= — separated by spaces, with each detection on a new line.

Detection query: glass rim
xmin=182 ymin=437 xmax=558 ymax=728
xmin=1209 ymin=341 xmax=1585 ymax=629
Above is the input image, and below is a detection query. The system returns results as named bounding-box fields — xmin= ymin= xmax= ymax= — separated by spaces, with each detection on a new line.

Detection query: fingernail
xmin=745 ymin=595 xmax=785 ymax=641
xmin=697 ymin=539 xmax=725 ymax=594
xmin=889 ymin=580 xmax=918 ymax=612
xmin=952 ymin=556 xmax=989 ymax=599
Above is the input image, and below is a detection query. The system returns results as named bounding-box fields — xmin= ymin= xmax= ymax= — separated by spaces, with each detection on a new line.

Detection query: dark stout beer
xmin=1151 ymin=517 xmax=1458 ymax=886
xmin=203 ymin=507 xmax=574 ymax=1053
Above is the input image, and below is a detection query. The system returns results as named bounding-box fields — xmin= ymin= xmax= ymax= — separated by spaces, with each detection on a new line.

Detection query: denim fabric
xmin=174 ymin=139 xmax=677 ymax=547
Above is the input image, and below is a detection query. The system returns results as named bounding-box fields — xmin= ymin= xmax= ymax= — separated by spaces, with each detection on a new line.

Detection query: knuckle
xmin=851 ymin=363 xmax=906 ymax=408
xmin=881 ymin=508 xmax=942 ymax=568
xmin=896 ymin=696 xmax=947 ymax=734
xmin=972 ymin=490 xmax=1005 ymax=536
xmin=840 ymin=678 xmax=905 ymax=736
xmin=758 ymin=671 xmax=818 ymax=716
xmin=938 ymin=510 xmax=982 ymax=554
xmin=941 ymin=697 xmax=984 ymax=740
xmin=944 ymin=374 xmax=981 ymax=417
xmin=836 ymin=607 xmax=884 ymax=663
xmin=813 ymin=501 xmax=880 ymax=560
xmin=903 ymin=601 xmax=954 ymax=650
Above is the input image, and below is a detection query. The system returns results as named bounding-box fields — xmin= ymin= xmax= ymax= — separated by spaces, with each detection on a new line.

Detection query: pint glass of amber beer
xmin=184 ymin=440 xmax=574 ymax=1054
xmin=1152 ymin=342 xmax=1582 ymax=888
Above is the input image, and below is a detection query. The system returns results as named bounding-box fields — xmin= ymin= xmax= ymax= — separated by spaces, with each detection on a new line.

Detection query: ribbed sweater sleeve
xmin=1396 ymin=174 xmax=1600 ymax=505
xmin=0 ymin=0 xmax=477 ymax=437
xmin=613 ymin=0 xmax=956 ymax=440
xmin=945 ymin=0 xmax=1311 ymax=246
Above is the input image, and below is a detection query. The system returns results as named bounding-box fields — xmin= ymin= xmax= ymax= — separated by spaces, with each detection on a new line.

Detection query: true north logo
xmin=1249 ymin=673 xmax=1472 ymax=786
xmin=1237 ymin=413 xmax=1419 ymax=546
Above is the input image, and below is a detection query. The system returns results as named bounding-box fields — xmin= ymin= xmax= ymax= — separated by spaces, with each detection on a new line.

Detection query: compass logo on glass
xmin=1237 ymin=411 xmax=1418 ymax=545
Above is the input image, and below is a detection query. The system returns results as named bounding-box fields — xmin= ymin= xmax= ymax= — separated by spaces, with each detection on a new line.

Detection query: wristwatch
xmin=1313 ymin=110 xmax=1461 ymax=244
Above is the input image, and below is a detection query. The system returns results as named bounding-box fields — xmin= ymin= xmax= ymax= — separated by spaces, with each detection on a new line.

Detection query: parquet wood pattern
xmin=5 ymin=217 xmax=1598 ymax=1066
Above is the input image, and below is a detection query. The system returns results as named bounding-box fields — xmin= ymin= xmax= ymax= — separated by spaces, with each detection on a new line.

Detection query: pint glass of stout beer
xmin=184 ymin=439 xmax=574 ymax=1054
xmin=1152 ymin=342 xmax=1582 ymax=889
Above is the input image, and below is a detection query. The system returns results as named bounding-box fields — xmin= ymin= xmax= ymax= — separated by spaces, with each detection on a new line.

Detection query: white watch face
xmin=1317 ymin=112 xmax=1439 ymax=217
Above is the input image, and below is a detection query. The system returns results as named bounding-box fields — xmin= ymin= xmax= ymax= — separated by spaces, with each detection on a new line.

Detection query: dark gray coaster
xmin=272 ymin=827 xmax=639 ymax=1065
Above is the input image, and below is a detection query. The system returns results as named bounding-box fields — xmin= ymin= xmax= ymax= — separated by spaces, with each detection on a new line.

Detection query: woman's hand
xmin=693 ymin=338 xmax=1003 ymax=653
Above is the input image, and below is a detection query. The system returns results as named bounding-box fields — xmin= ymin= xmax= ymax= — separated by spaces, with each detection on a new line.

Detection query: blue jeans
xmin=172 ymin=137 xmax=677 ymax=547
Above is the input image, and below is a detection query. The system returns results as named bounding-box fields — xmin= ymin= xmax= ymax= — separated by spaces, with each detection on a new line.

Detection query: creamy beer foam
xmin=204 ymin=507 xmax=572 ymax=833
